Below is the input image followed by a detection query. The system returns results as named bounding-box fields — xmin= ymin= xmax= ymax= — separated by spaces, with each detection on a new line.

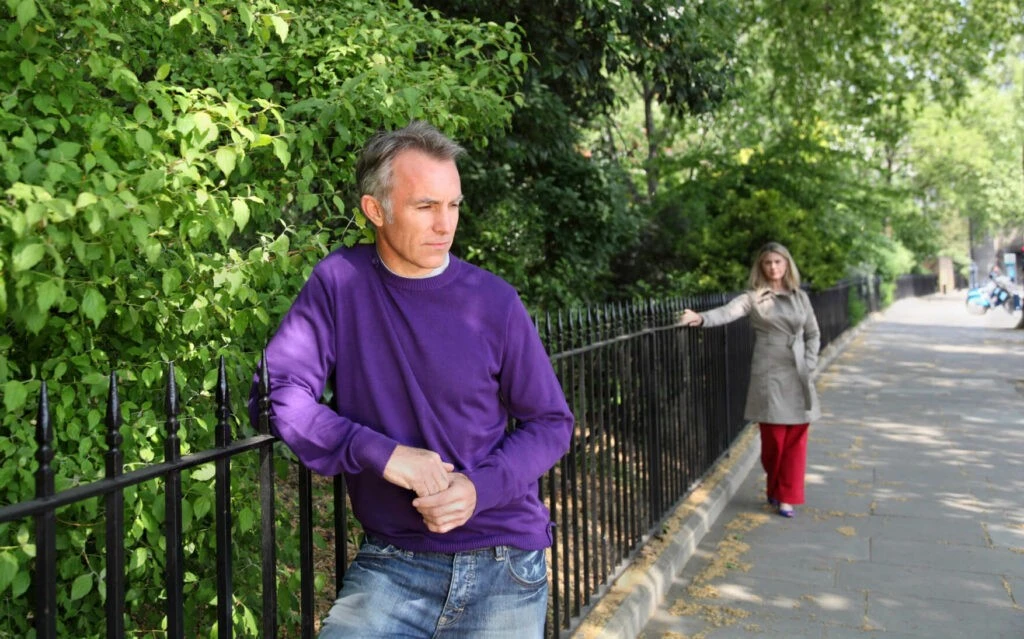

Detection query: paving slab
xmin=864 ymin=592 xmax=1024 ymax=638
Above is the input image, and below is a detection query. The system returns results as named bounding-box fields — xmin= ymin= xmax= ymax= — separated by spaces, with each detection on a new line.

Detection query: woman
xmin=679 ymin=242 xmax=821 ymax=518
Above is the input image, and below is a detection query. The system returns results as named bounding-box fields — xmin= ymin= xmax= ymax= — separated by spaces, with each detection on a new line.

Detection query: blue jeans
xmin=319 ymin=536 xmax=549 ymax=638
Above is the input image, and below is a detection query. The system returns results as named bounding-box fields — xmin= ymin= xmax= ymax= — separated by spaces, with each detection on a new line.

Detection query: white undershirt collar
xmin=376 ymin=248 xmax=450 ymax=279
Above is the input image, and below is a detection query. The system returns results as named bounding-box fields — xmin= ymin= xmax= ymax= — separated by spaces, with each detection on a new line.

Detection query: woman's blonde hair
xmin=748 ymin=241 xmax=801 ymax=291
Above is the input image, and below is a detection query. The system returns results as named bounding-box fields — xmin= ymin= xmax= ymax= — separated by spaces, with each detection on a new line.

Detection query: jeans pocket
xmin=503 ymin=548 xmax=548 ymax=587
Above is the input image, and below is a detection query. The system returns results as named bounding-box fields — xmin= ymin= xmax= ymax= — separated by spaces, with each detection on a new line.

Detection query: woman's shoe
xmin=778 ymin=503 xmax=795 ymax=518
xmin=767 ymin=496 xmax=780 ymax=508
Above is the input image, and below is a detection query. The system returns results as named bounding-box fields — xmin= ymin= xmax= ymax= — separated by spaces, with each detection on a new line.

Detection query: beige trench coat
xmin=699 ymin=288 xmax=821 ymax=424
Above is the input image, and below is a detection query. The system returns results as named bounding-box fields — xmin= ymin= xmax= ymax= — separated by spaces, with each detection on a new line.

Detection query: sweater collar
xmin=370 ymin=250 xmax=461 ymax=290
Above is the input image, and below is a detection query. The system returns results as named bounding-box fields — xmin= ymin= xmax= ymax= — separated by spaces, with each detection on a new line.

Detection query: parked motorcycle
xmin=966 ymin=281 xmax=1022 ymax=314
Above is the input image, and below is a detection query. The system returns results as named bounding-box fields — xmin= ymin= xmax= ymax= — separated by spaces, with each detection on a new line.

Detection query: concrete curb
xmin=573 ymin=311 xmax=881 ymax=638
xmin=586 ymin=430 xmax=760 ymax=639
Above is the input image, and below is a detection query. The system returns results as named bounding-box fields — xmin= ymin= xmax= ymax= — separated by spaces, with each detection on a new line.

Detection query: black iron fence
xmin=895 ymin=273 xmax=938 ymax=300
xmin=0 ymin=275 xmax=933 ymax=638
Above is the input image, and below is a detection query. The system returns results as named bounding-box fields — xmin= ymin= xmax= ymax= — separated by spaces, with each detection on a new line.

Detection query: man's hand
xmin=382 ymin=444 xmax=455 ymax=497
xmin=412 ymin=473 xmax=477 ymax=534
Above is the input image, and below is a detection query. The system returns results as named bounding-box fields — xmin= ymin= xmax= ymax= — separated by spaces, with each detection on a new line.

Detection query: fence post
xmin=298 ymin=464 xmax=314 ymax=638
xmin=105 ymin=373 xmax=125 ymax=639
xmin=164 ymin=363 xmax=185 ymax=638
xmin=257 ymin=352 xmax=279 ymax=639
xmin=35 ymin=381 xmax=57 ymax=639
xmin=214 ymin=357 xmax=234 ymax=639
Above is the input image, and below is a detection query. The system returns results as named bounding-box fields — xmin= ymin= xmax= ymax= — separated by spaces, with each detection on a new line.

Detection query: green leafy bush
xmin=0 ymin=0 xmax=524 ymax=635
xmin=847 ymin=285 xmax=868 ymax=326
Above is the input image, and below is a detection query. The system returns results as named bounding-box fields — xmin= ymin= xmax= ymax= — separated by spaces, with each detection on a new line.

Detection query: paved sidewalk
xmin=583 ymin=292 xmax=1024 ymax=638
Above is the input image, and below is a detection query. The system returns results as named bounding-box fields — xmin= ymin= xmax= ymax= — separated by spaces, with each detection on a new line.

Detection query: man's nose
xmin=434 ymin=209 xmax=457 ymax=234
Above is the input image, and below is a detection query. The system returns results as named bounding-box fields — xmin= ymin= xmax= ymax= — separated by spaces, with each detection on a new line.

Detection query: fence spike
xmin=216 ymin=356 xmax=232 ymax=447
xmin=544 ymin=312 xmax=553 ymax=352
xmin=105 ymin=372 xmax=123 ymax=478
xmin=258 ymin=350 xmax=271 ymax=435
xmin=164 ymin=362 xmax=181 ymax=463
xmin=36 ymin=381 xmax=54 ymax=499
xmin=556 ymin=310 xmax=565 ymax=353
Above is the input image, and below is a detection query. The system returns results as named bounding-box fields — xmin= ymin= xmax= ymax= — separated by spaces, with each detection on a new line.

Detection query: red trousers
xmin=759 ymin=422 xmax=809 ymax=505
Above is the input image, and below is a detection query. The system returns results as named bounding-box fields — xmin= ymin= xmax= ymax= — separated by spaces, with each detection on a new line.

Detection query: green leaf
xmin=231 ymin=198 xmax=250 ymax=230
xmin=136 ymin=129 xmax=153 ymax=152
xmin=169 ymin=7 xmax=191 ymax=27
xmin=0 ymin=552 xmax=16 ymax=594
xmin=268 ymin=234 xmax=290 ymax=259
xmin=182 ymin=308 xmax=202 ymax=333
xmin=215 ymin=147 xmax=237 ymax=177
xmin=238 ymin=507 xmax=255 ymax=532
xmin=16 ymin=527 xmax=32 ymax=555
xmin=130 ymin=548 xmax=148 ymax=571
xmin=272 ymin=138 xmax=291 ymax=167
xmin=270 ymin=15 xmax=289 ymax=42
xmin=19 ymin=59 xmax=36 ymax=85
xmin=133 ymin=103 xmax=153 ymax=123
xmin=193 ymin=112 xmax=216 ymax=145
xmin=299 ymin=193 xmax=319 ymax=211
xmin=16 ymin=0 xmax=37 ymax=27
xmin=193 ymin=494 xmax=211 ymax=520
xmin=70 ymin=573 xmax=92 ymax=600
xmin=182 ymin=499 xmax=193 ymax=532
xmin=54 ymin=141 xmax=82 ymax=161
xmin=2 ymin=381 xmax=27 ymax=412
xmin=36 ymin=279 xmax=63 ymax=312
xmin=191 ymin=464 xmax=215 ymax=482
xmin=12 ymin=242 xmax=45 ymax=272
xmin=11 ymin=572 xmax=29 ymax=597
xmin=238 ymin=4 xmax=254 ymax=31
xmin=75 ymin=192 xmax=99 ymax=209
xmin=11 ymin=125 xmax=35 ymax=152
xmin=81 ymin=287 xmax=108 ymax=326
xmin=138 ymin=169 xmax=165 ymax=194
xmin=162 ymin=268 xmax=182 ymax=297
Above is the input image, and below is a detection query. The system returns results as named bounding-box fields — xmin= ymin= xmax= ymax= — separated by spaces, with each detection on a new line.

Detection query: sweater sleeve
xmin=699 ymin=291 xmax=755 ymax=328
xmin=462 ymin=299 xmax=574 ymax=515
xmin=801 ymin=290 xmax=821 ymax=372
xmin=249 ymin=267 xmax=397 ymax=477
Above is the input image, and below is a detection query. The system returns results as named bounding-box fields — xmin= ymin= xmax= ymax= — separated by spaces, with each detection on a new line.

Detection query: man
xmin=253 ymin=121 xmax=574 ymax=638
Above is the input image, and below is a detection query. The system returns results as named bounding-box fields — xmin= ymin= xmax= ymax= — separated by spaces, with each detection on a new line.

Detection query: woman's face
xmin=760 ymin=251 xmax=788 ymax=286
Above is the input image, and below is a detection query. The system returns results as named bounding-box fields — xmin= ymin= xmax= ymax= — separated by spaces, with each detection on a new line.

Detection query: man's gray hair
xmin=356 ymin=121 xmax=466 ymax=222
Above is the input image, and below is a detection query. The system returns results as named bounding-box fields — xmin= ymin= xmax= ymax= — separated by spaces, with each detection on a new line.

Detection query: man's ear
xmin=361 ymin=195 xmax=385 ymax=227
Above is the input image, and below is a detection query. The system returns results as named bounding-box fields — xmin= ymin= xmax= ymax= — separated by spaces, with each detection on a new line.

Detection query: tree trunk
xmin=643 ymin=79 xmax=658 ymax=201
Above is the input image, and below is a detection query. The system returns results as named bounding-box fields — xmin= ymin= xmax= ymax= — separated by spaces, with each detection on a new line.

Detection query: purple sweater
xmin=256 ymin=245 xmax=574 ymax=552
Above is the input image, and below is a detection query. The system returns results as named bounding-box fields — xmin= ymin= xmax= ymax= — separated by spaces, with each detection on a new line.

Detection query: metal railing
xmin=895 ymin=273 xmax=939 ymax=300
xmin=0 ymin=275 xmax=932 ymax=638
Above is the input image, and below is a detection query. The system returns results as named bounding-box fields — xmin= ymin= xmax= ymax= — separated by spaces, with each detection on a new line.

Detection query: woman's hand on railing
xmin=677 ymin=309 xmax=703 ymax=327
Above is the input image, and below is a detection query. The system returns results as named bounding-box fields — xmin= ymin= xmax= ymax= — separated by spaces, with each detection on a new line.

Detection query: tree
xmin=613 ymin=0 xmax=1024 ymax=294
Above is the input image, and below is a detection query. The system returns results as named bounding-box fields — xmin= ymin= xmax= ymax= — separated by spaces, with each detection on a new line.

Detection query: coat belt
xmin=756 ymin=330 xmax=813 ymax=410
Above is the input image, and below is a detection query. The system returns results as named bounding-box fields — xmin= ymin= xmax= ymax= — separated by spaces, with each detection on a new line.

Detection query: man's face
xmin=363 ymin=149 xmax=462 ymax=278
